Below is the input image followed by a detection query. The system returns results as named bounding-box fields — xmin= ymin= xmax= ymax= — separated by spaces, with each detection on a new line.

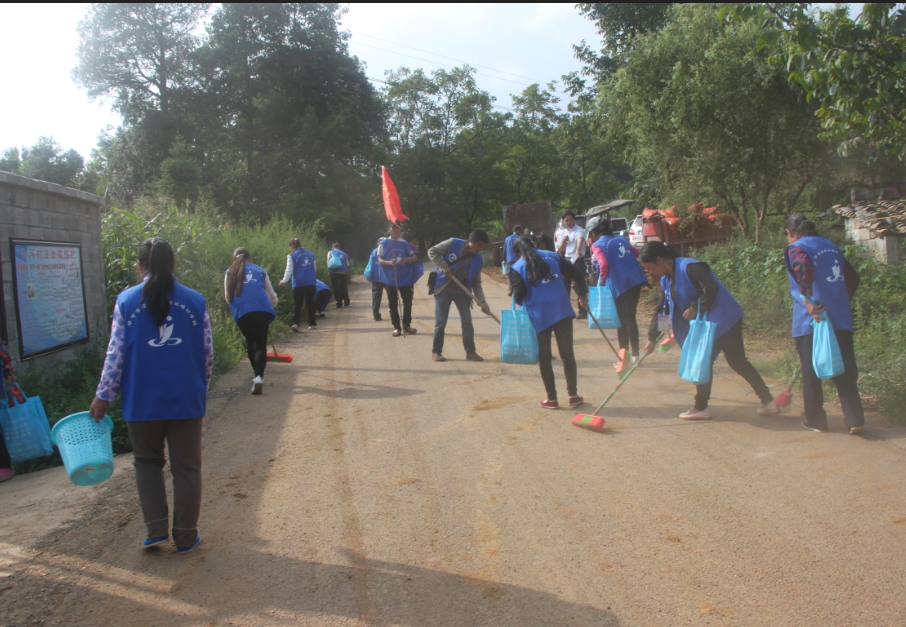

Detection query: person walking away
xmin=555 ymin=211 xmax=588 ymax=319
xmin=224 ymin=248 xmax=277 ymax=394
xmin=639 ymin=241 xmax=779 ymax=420
xmin=315 ymin=279 xmax=333 ymax=317
xmin=371 ymin=238 xmax=385 ymax=321
xmin=0 ymin=340 xmax=17 ymax=483
xmin=278 ymin=238 xmax=317 ymax=331
xmin=89 ymin=237 xmax=211 ymax=553
xmin=427 ymin=230 xmax=492 ymax=361
xmin=784 ymin=213 xmax=864 ymax=434
xmin=587 ymin=217 xmax=648 ymax=366
xmin=327 ymin=243 xmax=350 ymax=308
xmin=376 ymin=222 xmax=422 ymax=336
xmin=510 ymin=237 xmax=588 ymax=409
xmin=504 ymin=225 xmax=524 ymax=295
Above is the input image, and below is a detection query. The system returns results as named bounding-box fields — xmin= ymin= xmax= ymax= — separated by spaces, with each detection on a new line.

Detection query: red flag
xmin=382 ymin=166 xmax=408 ymax=225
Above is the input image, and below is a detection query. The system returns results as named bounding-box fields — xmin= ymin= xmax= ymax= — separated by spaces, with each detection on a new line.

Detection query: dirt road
xmin=2 ymin=275 xmax=906 ymax=626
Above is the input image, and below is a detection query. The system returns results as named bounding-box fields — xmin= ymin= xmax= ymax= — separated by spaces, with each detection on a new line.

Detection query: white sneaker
xmin=290 ymin=324 xmax=299 ymax=333
xmin=308 ymin=326 xmax=316 ymax=330
xmin=251 ymin=376 xmax=263 ymax=395
xmin=631 ymin=355 xmax=640 ymax=366
xmin=756 ymin=401 xmax=780 ymax=415
xmin=679 ymin=407 xmax=711 ymax=420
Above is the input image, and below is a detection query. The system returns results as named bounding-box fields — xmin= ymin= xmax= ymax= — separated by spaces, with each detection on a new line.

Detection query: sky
xmin=0 ymin=3 xmax=599 ymax=161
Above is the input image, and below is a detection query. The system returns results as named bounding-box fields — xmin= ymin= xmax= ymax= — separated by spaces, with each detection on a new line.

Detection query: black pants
xmin=538 ymin=317 xmax=578 ymax=401
xmin=795 ymin=330 xmax=864 ymax=429
xmin=292 ymin=285 xmax=317 ymax=327
xmin=236 ymin=311 xmax=272 ymax=378
xmin=372 ymin=282 xmax=385 ymax=318
xmin=0 ymin=422 xmax=11 ymax=469
xmin=694 ymin=318 xmax=773 ymax=411
xmin=615 ymin=284 xmax=643 ymax=355
xmin=385 ymin=285 xmax=413 ymax=330
xmin=330 ymin=273 xmax=350 ymax=306
xmin=565 ymin=258 xmax=587 ymax=317
xmin=315 ymin=289 xmax=332 ymax=314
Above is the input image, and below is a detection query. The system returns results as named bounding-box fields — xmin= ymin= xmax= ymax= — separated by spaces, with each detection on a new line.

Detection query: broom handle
xmin=446 ymin=272 xmax=501 ymax=325
xmin=591 ymin=332 xmax=665 ymax=416
xmin=788 ymin=365 xmax=801 ymax=388
xmin=392 ymin=260 xmax=405 ymax=338
xmin=586 ymin=306 xmax=620 ymax=359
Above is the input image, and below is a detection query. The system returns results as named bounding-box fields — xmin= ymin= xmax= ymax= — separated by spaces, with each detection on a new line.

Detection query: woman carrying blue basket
xmin=640 ymin=241 xmax=777 ymax=420
xmin=587 ymin=216 xmax=648 ymax=366
xmin=784 ymin=213 xmax=864 ymax=434
xmin=510 ymin=237 xmax=588 ymax=410
xmin=90 ymin=237 xmax=211 ymax=553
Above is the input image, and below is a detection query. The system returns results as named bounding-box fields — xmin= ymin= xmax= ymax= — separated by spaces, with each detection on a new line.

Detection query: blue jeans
xmin=432 ymin=290 xmax=474 ymax=354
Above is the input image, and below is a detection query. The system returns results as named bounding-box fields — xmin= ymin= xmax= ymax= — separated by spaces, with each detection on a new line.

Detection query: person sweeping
xmin=510 ymin=237 xmax=588 ymax=409
xmin=783 ymin=213 xmax=864 ymax=434
xmin=224 ymin=247 xmax=277 ymax=395
xmin=639 ymin=241 xmax=778 ymax=420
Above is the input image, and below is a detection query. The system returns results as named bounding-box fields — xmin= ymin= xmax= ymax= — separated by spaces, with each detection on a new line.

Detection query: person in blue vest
xmin=510 ymin=237 xmax=588 ymax=409
xmin=640 ymin=241 xmax=778 ymax=420
xmin=370 ymin=238 xmax=385 ymax=322
xmin=504 ymin=225 xmax=524 ymax=295
xmin=224 ymin=247 xmax=277 ymax=395
xmin=587 ymin=216 xmax=648 ymax=366
xmin=326 ymin=243 xmax=350 ymax=308
xmin=784 ymin=213 xmax=864 ymax=434
xmin=427 ymin=230 xmax=492 ymax=361
xmin=89 ymin=237 xmax=211 ymax=553
xmin=315 ymin=279 xmax=333 ymax=317
xmin=376 ymin=222 xmax=423 ymax=337
xmin=278 ymin=237 xmax=317 ymax=331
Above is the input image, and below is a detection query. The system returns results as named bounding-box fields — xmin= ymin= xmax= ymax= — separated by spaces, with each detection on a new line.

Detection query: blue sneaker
xmin=142 ymin=535 xmax=169 ymax=548
xmin=176 ymin=534 xmax=201 ymax=554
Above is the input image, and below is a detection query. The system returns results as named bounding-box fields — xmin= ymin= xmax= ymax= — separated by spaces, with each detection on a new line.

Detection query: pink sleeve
xmin=593 ymin=245 xmax=609 ymax=285
xmin=630 ymin=244 xmax=640 ymax=258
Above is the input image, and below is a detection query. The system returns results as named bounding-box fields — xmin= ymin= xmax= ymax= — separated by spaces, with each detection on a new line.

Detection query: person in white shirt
xmin=555 ymin=210 xmax=588 ymax=319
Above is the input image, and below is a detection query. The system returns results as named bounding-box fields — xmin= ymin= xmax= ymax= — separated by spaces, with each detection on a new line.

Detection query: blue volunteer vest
xmin=432 ymin=238 xmax=484 ymax=293
xmin=316 ymin=279 xmax=331 ymax=297
xmin=512 ymin=250 xmax=576 ymax=333
xmin=663 ymin=257 xmax=744 ymax=347
xmin=378 ymin=238 xmax=421 ymax=286
xmin=329 ymin=249 xmax=348 ymax=274
xmin=505 ymin=234 xmax=520 ymax=264
xmin=291 ymin=248 xmax=316 ymax=288
xmin=226 ymin=263 xmax=275 ymax=323
xmin=116 ymin=279 xmax=208 ymax=422
xmin=785 ymin=236 xmax=853 ymax=337
xmin=593 ymin=234 xmax=647 ymax=299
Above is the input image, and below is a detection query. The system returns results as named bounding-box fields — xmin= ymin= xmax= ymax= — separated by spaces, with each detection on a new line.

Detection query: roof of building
xmin=835 ymin=201 xmax=906 ymax=236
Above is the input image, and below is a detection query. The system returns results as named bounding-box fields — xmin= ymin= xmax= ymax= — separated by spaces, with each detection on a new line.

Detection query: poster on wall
xmin=10 ymin=239 xmax=90 ymax=359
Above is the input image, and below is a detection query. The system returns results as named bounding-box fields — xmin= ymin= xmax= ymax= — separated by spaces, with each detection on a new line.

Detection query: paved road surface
xmin=2 ymin=275 xmax=906 ymax=626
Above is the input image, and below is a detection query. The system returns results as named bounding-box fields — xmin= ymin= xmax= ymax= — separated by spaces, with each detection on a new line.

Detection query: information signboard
xmin=10 ymin=239 xmax=90 ymax=359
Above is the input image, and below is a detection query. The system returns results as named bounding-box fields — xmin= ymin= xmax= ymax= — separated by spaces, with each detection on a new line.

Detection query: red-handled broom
xmin=266 ymin=334 xmax=293 ymax=363
xmin=773 ymin=366 xmax=801 ymax=408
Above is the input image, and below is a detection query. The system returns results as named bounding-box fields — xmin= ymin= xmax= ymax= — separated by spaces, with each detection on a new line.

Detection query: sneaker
xmin=404 ymin=327 xmax=418 ymax=334
xmin=176 ymin=534 xmax=201 ymax=554
xmin=318 ymin=312 xmax=326 ymax=318
xmin=756 ymin=401 xmax=780 ymax=415
xmin=336 ymin=302 xmax=343 ymax=308
xmin=141 ymin=535 xmax=169 ymax=548
xmin=539 ymin=399 xmax=560 ymax=409
xmin=465 ymin=351 xmax=484 ymax=362
xmin=679 ymin=407 xmax=711 ymax=420
xmin=308 ymin=325 xmax=316 ymax=330
xmin=374 ymin=315 xmax=382 ymax=321
xmin=848 ymin=426 xmax=864 ymax=435
xmin=291 ymin=324 xmax=300 ymax=333
xmin=432 ymin=352 xmax=447 ymax=362
xmin=802 ymin=421 xmax=827 ymax=433
xmin=393 ymin=329 xmax=402 ymax=337
xmin=0 ymin=467 xmax=16 ymax=483
xmin=631 ymin=355 xmax=640 ymax=366
xmin=344 ymin=301 xmax=350 ymax=307
xmin=567 ymin=396 xmax=584 ymax=407
xmin=251 ymin=376 xmax=263 ymax=395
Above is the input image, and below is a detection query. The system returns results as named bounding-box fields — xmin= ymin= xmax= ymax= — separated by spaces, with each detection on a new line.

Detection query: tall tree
xmin=17 ymin=137 xmax=84 ymax=186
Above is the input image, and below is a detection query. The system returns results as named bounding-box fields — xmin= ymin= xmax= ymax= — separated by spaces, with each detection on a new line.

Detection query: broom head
xmin=267 ymin=352 xmax=293 ymax=363
xmin=658 ymin=334 xmax=676 ymax=352
xmin=773 ymin=387 xmax=792 ymax=408
xmin=571 ymin=414 xmax=606 ymax=432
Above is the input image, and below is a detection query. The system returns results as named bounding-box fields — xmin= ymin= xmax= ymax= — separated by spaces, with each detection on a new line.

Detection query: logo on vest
xmin=148 ymin=316 xmax=183 ymax=347
xmin=244 ymin=271 xmax=256 ymax=284
xmin=828 ymin=260 xmax=844 ymax=282
xmin=541 ymin=273 xmax=560 ymax=284
xmin=448 ymin=253 xmax=458 ymax=262
xmin=617 ymin=243 xmax=629 ymax=258
xmin=301 ymin=258 xmax=311 ymax=266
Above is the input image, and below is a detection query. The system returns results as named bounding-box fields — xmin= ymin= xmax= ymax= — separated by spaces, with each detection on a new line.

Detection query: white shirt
xmin=555 ymin=224 xmax=586 ymax=262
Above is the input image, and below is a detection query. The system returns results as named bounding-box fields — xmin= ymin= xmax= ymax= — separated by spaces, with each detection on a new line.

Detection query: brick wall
xmin=0 ymin=171 xmax=106 ymax=371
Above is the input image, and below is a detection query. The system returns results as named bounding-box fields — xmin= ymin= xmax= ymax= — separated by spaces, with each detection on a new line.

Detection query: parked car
xmin=628 ymin=215 xmax=645 ymax=248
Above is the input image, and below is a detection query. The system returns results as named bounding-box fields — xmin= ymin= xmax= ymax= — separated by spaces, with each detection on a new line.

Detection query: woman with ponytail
xmin=640 ymin=241 xmax=777 ymax=420
xmin=510 ymin=237 xmax=588 ymax=409
xmin=90 ymin=237 xmax=212 ymax=554
xmin=224 ymin=247 xmax=278 ymax=394
xmin=784 ymin=213 xmax=864 ymax=434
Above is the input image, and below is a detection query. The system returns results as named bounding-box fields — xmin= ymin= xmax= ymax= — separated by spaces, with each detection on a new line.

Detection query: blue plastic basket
xmin=50 ymin=412 xmax=115 ymax=486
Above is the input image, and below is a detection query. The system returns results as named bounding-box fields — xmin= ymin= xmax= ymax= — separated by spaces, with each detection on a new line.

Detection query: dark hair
xmin=562 ymin=210 xmax=576 ymax=219
xmin=289 ymin=238 xmax=301 ymax=249
xmin=639 ymin=241 xmax=678 ymax=264
xmin=140 ymin=237 xmax=175 ymax=326
xmin=332 ymin=243 xmax=340 ymax=249
xmin=784 ymin=212 xmax=819 ymax=238
xmin=389 ymin=221 xmax=401 ymax=229
xmin=469 ymin=229 xmax=490 ymax=244
xmin=512 ymin=236 xmax=554 ymax=286
xmin=226 ymin=247 xmax=251 ymax=303
xmin=591 ymin=218 xmax=614 ymax=237
xmin=512 ymin=224 xmax=523 ymax=234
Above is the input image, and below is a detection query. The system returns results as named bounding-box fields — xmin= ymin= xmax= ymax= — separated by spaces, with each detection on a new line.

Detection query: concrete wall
xmin=0 ymin=171 xmax=106 ymax=371
xmin=844 ymin=220 xmax=904 ymax=265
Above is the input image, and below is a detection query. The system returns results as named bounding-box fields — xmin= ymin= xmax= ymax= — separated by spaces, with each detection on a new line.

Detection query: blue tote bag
xmin=501 ymin=297 xmax=539 ymax=365
xmin=0 ymin=385 xmax=53 ymax=464
xmin=363 ymin=255 xmax=374 ymax=282
xmin=678 ymin=304 xmax=717 ymax=385
xmin=588 ymin=281 xmax=620 ymax=329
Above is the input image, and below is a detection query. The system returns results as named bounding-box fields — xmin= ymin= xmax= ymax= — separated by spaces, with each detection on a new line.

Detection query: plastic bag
xmin=328 ymin=250 xmax=343 ymax=271
xmin=363 ymin=255 xmax=374 ymax=282
xmin=678 ymin=305 xmax=717 ymax=385
xmin=0 ymin=385 xmax=53 ymax=464
xmin=501 ymin=297 xmax=539 ymax=365
xmin=502 ymin=262 xmax=509 ymax=274
xmin=811 ymin=316 xmax=845 ymax=380
xmin=588 ymin=282 xmax=620 ymax=329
